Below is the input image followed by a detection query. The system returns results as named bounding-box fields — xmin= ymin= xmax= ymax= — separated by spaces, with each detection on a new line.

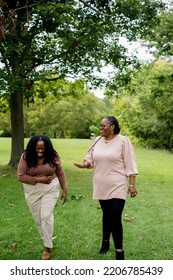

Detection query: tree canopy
xmin=0 ymin=0 xmax=165 ymax=167
xmin=147 ymin=4 xmax=173 ymax=57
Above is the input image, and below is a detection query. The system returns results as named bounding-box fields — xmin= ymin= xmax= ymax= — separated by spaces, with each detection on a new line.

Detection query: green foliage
xmin=0 ymin=111 xmax=11 ymax=136
xmin=108 ymin=60 xmax=173 ymax=151
xmin=0 ymin=0 xmax=165 ymax=166
xmin=29 ymin=76 xmax=86 ymax=103
xmin=0 ymin=0 xmax=165 ymax=92
xmin=147 ymin=6 xmax=173 ymax=57
xmin=89 ymin=125 xmax=100 ymax=138
xmin=0 ymin=83 xmax=105 ymax=139
xmin=0 ymin=138 xmax=173 ymax=260
xmin=23 ymin=91 xmax=103 ymax=138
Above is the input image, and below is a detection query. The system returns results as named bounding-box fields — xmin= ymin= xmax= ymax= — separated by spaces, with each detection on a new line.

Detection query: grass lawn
xmin=0 ymin=138 xmax=173 ymax=260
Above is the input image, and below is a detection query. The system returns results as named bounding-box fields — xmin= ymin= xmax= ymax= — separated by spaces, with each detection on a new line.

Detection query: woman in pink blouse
xmin=17 ymin=135 xmax=67 ymax=260
xmin=74 ymin=116 xmax=138 ymax=260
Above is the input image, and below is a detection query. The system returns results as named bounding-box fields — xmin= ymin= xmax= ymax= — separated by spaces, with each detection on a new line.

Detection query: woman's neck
xmin=104 ymin=134 xmax=117 ymax=141
xmin=37 ymin=158 xmax=44 ymax=165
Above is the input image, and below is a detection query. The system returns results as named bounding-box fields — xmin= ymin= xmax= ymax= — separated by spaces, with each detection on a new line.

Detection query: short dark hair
xmin=24 ymin=134 xmax=59 ymax=168
xmin=104 ymin=116 xmax=121 ymax=134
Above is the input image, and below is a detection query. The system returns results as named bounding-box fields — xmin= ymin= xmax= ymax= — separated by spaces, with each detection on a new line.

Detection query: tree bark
xmin=8 ymin=90 xmax=24 ymax=168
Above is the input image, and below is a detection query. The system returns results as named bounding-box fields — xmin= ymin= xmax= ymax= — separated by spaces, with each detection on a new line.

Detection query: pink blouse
xmin=84 ymin=135 xmax=138 ymax=200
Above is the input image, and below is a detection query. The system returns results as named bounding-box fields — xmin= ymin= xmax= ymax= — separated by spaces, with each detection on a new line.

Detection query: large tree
xmin=0 ymin=0 xmax=164 ymax=167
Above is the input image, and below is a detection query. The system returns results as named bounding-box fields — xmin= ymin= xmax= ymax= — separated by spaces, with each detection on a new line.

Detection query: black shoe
xmin=99 ymin=240 xmax=110 ymax=254
xmin=116 ymin=250 xmax=124 ymax=260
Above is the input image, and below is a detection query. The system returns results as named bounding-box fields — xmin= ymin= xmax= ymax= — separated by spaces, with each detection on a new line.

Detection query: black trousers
xmin=99 ymin=198 xmax=125 ymax=250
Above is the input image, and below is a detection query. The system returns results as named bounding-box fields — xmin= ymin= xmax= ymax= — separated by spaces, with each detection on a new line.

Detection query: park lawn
xmin=0 ymin=138 xmax=173 ymax=260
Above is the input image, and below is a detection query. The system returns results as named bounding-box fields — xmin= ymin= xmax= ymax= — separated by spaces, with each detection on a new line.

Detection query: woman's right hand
xmin=35 ymin=175 xmax=54 ymax=184
xmin=74 ymin=162 xmax=90 ymax=168
xmin=74 ymin=163 xmax=86 ymax=168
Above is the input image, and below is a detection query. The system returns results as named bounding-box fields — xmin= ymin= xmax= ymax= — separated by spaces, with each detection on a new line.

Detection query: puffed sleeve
xmin=84 ymin=152 xmax=93 ymax=168
xmin=122 ymin=136 xmax=138 ymax=176
xmin=83 ymin=137 xmax=101 ymax=168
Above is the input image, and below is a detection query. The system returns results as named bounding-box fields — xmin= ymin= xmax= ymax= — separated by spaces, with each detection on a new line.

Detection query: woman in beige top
xmin=74 ymin=116 xmax=138 ymax=260
xmin=17 ymin=135 xmax=67 ymax=260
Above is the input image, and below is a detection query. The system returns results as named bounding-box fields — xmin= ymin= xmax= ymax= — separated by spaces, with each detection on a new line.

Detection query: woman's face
xmin=99 ymin=118 xmax=114 ymax=137
xmin=36 ymin=140 xmax=45 ymax=158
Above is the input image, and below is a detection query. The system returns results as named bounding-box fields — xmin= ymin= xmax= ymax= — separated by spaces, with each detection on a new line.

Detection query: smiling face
xmin=99 ymin=118 xmax=114 ymax=138
xmin=36 ymin=140 xmax=45 ymax=159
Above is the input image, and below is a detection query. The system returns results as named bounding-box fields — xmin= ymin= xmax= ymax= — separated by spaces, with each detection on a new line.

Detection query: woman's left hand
xmin=128 ymin=185 xmax=137 ymax=198
xmin=61 ymin=189 xmax=67 ymax=205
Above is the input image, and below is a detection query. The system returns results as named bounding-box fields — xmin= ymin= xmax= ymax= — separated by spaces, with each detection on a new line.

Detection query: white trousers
xmin=23 ymin=177 xmax=59 ymax=249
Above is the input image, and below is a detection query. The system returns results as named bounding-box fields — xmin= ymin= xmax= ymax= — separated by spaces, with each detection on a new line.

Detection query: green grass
xmin=0 ymin=138 xmax=173 ymax=260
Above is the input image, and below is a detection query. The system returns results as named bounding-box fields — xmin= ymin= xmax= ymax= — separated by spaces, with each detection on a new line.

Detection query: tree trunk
xmin=8 ymin=90 xmax=24 ymax=168
xmin=59 ymin=130 xmax=65 ymax=138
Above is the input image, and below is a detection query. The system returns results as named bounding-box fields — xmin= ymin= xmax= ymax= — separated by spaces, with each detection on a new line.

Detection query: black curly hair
xmin=23 ymin=135 xmax=59 ymax=169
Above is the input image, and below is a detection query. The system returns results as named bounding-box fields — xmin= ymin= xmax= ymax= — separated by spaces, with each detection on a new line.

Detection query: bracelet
xmin=129 ymin=185 xmax=135 ymax=187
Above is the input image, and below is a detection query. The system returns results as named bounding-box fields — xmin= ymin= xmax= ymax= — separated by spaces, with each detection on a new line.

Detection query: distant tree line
xmin=1 ymin=58 xmax=173 ymax=152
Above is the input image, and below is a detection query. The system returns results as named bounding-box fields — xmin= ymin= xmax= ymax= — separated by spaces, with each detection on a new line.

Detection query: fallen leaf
xmin=11 ymin=243 xmax=17 ymax=249
xmin=139 ymin=236 xmax=145 ymax=240
xmin=123 ymin=214 xmax=135 ymax=222
xmin=8 ymin=203 xmax=16 ymax=207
